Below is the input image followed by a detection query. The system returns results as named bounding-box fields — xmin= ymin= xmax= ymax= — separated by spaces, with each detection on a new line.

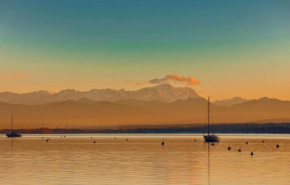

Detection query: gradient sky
xmin=0 ymin=0 xmax=290 ymax=100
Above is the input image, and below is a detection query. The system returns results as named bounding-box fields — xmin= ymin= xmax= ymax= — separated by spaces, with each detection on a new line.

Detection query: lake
xmin=0 ymin=134 xmax=289 ymax=185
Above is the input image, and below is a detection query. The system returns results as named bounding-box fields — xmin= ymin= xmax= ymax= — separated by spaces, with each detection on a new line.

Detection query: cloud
xmin=136 ymin=80 xmax=147 ymax=86
xmin=136 ymin=74 xmax=201 ymax=86
xmin=149 ymin=74 xmax=200 ymax=86
xmin=0 ymin=73 xmax=29 ymax=78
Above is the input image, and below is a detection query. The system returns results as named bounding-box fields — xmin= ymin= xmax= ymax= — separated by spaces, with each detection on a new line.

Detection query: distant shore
xmin=1 ymin=123 xmax=290 ymax=134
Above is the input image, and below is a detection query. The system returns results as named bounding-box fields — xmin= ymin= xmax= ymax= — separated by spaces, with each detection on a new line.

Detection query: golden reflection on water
xmin=208 ymin=142 xmax=211 ymax=185
xmin=0 ymin=134 xmax=289 ymax=185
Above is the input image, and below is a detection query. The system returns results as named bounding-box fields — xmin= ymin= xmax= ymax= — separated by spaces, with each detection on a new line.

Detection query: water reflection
xmin=10 ymin=138 xmax=14 ymax=153
xmin=208 ymin=142 xmax=211 ymax=185
xmin=0 ymin=134 xmax=289 ymax=185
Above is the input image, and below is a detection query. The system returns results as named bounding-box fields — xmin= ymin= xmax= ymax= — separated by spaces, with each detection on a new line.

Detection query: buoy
xmin=228 ymin=146 xmax=231 ymax=150
xmin=262 ymin=140 xmax=264 ymax=143
xmin=114 ymin=137 xmax=116 ymax=140
xmin=238 ymin=147 xmax=241 ymax=152
xmin=276 ymin=144 xmax=280 ymax=148
xmin=251 ymin=151 xmax=254 ymax=156
xmin=194 ymin=139 xmax=196 ymax=142
xmin=93 ymin=141 xmax=96 ymax=144
xmin=46 ymin=139 xmax=50 ymax=142
xmin=246 ymin=141 xmax=248 ymax=144
xmin=126 ymin=139 xmax=128 ymax=141
xmin=161 ymin=140 xmax=164 ymax=146
xmin=211 ymin=143 xmax=214 ymax=146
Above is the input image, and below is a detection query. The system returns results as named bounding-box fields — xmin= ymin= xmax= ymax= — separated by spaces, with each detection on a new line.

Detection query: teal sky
xmin=0 ymin=0 xmax=290 ymax=100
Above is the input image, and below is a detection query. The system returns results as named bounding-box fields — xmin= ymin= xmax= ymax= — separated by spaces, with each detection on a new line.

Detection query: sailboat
xmin=6 ymin=115 xmax=22 ymax=138
xmin=204 ymin=97 xmax=220 ymax=142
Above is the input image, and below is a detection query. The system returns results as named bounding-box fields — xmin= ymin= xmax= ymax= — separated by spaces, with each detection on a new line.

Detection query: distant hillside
xmin=1 ymin=97 xmax=290 ymax=129
xmin=213 ymin=97 xmax=249 ymax=106
xmin=0 ymin=84 xmax=201 ymax=105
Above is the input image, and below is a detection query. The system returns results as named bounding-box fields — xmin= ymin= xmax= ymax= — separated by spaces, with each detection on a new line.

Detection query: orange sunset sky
xmin=1 ymin=1 xmax=290 ymax=101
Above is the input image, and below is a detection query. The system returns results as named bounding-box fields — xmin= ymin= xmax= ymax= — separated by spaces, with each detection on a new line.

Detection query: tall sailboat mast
xmin=11 ymin=115 xmax=13 ymax=132
xmin=203 ymin=96 xmax=220 ymax=142
xmin=6 ymin=114 xmax=22 ymax=138
xmin=207 ymin=97 xmax=210 ymax=135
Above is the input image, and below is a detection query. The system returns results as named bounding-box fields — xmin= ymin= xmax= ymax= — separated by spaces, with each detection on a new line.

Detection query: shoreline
xmin=1 ymin=123 xmax=290 ymax=134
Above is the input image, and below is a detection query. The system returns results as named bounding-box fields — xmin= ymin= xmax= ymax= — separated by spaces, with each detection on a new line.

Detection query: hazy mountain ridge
xmin=213 ymin=97 xmax=249 ymax=106
xmin=0 ymin=84 xmax=201 ymax=105
xmin=1 ymin=97 xmax=290 ymax=129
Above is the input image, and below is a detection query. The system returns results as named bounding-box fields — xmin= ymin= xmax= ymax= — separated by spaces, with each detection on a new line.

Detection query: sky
xmin=0 ymin=0 xmax=290 ymax=100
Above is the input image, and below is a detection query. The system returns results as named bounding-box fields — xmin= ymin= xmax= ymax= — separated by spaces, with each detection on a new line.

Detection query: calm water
xmin=0 ymin=134 xmax=289 ymax=185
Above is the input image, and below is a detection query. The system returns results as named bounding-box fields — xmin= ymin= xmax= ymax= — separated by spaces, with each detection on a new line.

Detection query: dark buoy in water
xmin=126 ymin=139 xmax=128 ymax=141
xmin=262 ymin=140 xmax=265 ymax=143
xmin=93 ymin=141 xmax=96 ymax=144
xmin=251 ymin=151 xmax=254 ymax=156
xmin=114 ymin=137 xmax=116 ymax=140
xmin=194 ymin=139 xmax=196 ymax=142
xmin=211 ymin=143 xmax=214 ymax=146
xmin=246 ymin=141 xmax=248 ymax=144
xmin=276 ymin=144 xmax=280 ymax=148
xmin=238 ymin=147 xmax=241 ymax=152
xmin=228 ymin=146 xmax=231 ymax=150
xmin=46 ymin=139 xmax=50 ymax=142
xmin=161 ymin=140 xmax=164 ymax=146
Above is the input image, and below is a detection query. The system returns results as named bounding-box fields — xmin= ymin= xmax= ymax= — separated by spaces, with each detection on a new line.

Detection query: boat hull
xmin=204 ymin=135 xmax=220 ymax=142
xmin=6 ymin=132 xmax=22 ymax=138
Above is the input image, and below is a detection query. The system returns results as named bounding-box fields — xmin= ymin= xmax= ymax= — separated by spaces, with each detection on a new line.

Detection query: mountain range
xmin=0 ymin=84 xmax=201 ymax=105
xmin=1 ymin=84 xmax=289 ymax=129
xmin=213 ymin=97 xmax=249 ymax=106
xmin=0 ymin=96 xmax=290 ymax=129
